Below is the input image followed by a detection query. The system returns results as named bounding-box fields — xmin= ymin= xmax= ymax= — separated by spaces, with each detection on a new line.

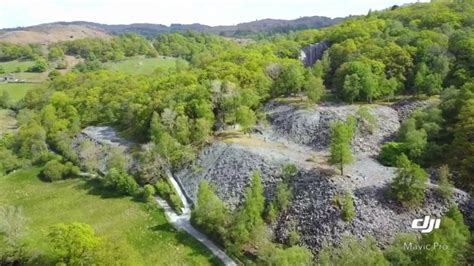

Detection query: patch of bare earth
xmin=0 ymin=25 xmax=110 ymax=45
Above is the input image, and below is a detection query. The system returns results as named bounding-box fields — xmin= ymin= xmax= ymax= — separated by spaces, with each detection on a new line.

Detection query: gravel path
xmin=155 ymin=194 xmax=237 ymax=266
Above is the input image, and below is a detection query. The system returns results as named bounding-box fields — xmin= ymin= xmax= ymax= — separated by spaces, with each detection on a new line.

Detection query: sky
xmin=0 ymin=0 xmax=429 ymax=29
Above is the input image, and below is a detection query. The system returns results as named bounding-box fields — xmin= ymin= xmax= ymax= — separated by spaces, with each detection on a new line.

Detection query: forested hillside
xmin=1 ymin=0 xmax=473 ymax=265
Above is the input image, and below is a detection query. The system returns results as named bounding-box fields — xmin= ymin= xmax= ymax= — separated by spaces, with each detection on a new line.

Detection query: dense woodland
xmin=1 ymin=0 xmax=474 ymax=265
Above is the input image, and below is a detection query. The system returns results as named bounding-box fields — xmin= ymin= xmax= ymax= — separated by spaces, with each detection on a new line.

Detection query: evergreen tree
xmin=329 ymin=121 xmax=354 ymax=175
xmin=451 ymin=99 xmax=474 ymax=192
xmin=436 ymin=165 xmax=454 ymax=199
xmin=230 ymin=171 xmax=265 ymax=251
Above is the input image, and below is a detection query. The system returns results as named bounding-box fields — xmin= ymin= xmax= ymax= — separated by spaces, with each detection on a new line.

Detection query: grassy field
xmin=0 ymin=60 xmax=35 ymax=73
xmin=104 ymin=56 xmax=182 ymax=75
xmin=0 ymin=83 xmax=42 ymax=103
xmin=0 ymin=60 xmax=46 ymax=81
xmin=0 ymin=168 xmax=221 ymax=265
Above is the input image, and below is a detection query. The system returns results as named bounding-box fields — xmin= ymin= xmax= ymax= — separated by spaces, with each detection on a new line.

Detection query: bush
xmin=379 ymin=142 xmax=406 ymax=166
xmin=341 ymin=192 xmax=355 ymax=222
xmin=28 ymin=58 xmax=48 ymax=73
xmin=436 ymin=165 xmax=453 ymax=199
xmin=288 ymin=230 xmax=300 ymax=246
xmin=281 ymin=164 xmax=298 ymax=181
xmin=48 ymin=70 xmax=61 ymax=80
xmin=320 ymin=236 xmax=389 ymax=265
xmin=333 ymin=191 xmax=355 ymax=222
xmin=0 ymin=91 xmax=12 ymax=109
xmin=154 ymin=179 xmax=184 ymax=213
xmin=42 ymin=159 xmax=78 ymax=182
xmin=0 ymin=147 xmax=22 ymax=175
xmin=142 ymin=184 xmax=156 ymax=203
xmin=103 ymin=168 xmax=138 ymax=195
xmin=357 ymin=107 xmax=377 ymax=134
xmin=390 ymin=154 xmax=428 ymax=207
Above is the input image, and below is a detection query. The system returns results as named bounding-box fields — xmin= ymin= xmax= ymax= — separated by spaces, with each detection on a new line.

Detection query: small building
xmin=0 ymin=74 xmax=18 ymax=83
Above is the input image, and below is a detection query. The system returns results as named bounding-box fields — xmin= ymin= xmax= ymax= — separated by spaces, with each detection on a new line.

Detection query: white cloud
xmin=0 ymin=0 xmax=429 ymax=28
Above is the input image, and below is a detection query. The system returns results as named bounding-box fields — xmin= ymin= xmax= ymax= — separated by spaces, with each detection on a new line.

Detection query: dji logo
xmin=411 ymin=216 xmax=441 ymax=233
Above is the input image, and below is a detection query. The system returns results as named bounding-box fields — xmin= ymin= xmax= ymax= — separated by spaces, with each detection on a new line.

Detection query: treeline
xmin=273 ymin=1 xmax=474 ymax=102
xmin=55 ymin=33 xmax=157 ymax=62
xmin=0 ymin=42 xmax=43 ymax=62
xmin=378 ymin=81 xmax=474 ymax=192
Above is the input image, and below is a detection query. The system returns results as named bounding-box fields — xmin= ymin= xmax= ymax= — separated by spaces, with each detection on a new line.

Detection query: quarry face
xmin=176 ymin=100 xmax=474 ymax=253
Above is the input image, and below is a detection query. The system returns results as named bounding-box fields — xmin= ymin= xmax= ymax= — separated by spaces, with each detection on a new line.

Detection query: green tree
xmin=230 ymin=171 xmax=265 ymax=251
xmin=0 ymin=206 xmax=27 ymax=264
xmin=274 ymin=182 xmax=292 ymax=211
xmin=135 ymin=143 xmax=166 ymax=185
xmin=235 ymin=106 xmax=256 ymax=136
xmin=29 ymin=58 xmax=48 ymax=73
xmin=305 ymin=75 xmax=325 ymax=103
xmin=436 ymin=165 xmax=453 ymax=199
xmin=271 ymin=62 xmax=305 ymax=97
xmin=192 ymin=181 xmax=228 ymax=243
xmin=281 ymin=163 xmax=298 ymax=181
xmin=417 ymin=206 xmax=470 ymax=265
xmin=390 ymin=154 xmax=428 ymax=207
xmin=0 ymin=147 xmax=22 ymax=175
xmin=342 ymin=74 xmax=361 ymax=103
xmin=0 ymin=91 xmax=11 ymax=109
xmin=319 ymin=237 xmax=389 ymax=266
xmin=42 ymin=159 xmax=67 ymax=181
xmin=48 ymin=223 xmax=102 ymax=266
xmin=141 ymin=184 xmax=156 ymax=203
xmin=329 ymin=121 xmax=354 ymax=175
xmin=16 ymin=122 xmax=48 ymax=162
xmin=48 ymin=46 xmax=65 ymax=61
xmin=103 ymin=168 xmax=138 ymax=195
xmin=451 ymin=98 xmax=474 ymax=192
xmin=341 ymin=192 xmax=355 ymax=222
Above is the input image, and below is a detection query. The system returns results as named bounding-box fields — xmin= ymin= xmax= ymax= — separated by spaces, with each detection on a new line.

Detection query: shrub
xmin=281 ymin=164 xmax=298 ymax=181
xmin=154 ymin=179 xmax=184 ymax=213
xmin=103 ymin=168 xmax=138 ymax=195
xmin=42 ymin=159 xmax=68 ymax=181
xmin=320 ymin=236 xmax=389 ymax=265
xmin=390 ymin=154 xmax=428 ymax=207
xmin=0 ymin=146 xmax=22 ymax=175
xmin=379 ymin=142 xmax=407 ymax=166
xmin=357 ymin=107 xmax=377 ymax=134
xmin=28 ymin=58 xmax=48 ymax=73
xmin=191 ymin=181 xmax=228 ymax=243
xmin=342 ymin=192 xmax=355 ymax=222
xmin=288 ymin=230 xmax=300 ymax=246
xmin=142 ymin=184 xmax=156 ymax=203
xmin=274 ymin=182 xmax=292 ymax=211
xmin=436 ymin=165 xmax=453 ymax=199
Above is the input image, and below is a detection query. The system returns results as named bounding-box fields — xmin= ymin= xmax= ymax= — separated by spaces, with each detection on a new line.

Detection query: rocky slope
xmin=0 ymin=24 xmax=110 ymax=44
xmin=263 ymin=101 xmax=401 ymax=155
xmin=175 ymin=100 xmax=473 ymax=254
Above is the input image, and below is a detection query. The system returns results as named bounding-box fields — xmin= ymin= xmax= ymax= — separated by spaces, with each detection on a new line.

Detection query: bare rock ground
xmin=175 ymin=100 xmax=473 ymax=254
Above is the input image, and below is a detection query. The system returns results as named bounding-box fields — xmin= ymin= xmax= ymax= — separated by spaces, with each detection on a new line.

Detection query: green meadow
xmin=0 ymin=83 xmax=41 ymax=103
xmin=0 ymin=168 xmax=220 ymax=265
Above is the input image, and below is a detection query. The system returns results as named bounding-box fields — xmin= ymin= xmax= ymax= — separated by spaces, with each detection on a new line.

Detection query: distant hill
xmin=0 ymin=15 xmax=343 ymax=43
xmin=0 ymin=24 xmax=110 ymax=44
